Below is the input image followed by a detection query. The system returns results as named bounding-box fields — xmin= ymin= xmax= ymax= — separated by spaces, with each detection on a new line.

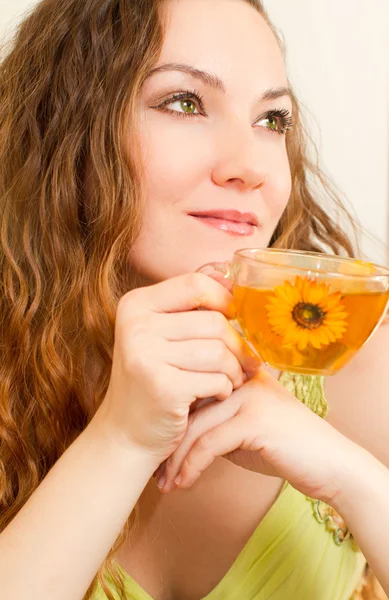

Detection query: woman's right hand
xmin=96 ymin=273 xmax=258 ymax=463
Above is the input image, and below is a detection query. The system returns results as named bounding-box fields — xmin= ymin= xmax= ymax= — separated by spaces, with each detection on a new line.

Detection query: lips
xmin=188 ymin=209 xmax=259 ymax=237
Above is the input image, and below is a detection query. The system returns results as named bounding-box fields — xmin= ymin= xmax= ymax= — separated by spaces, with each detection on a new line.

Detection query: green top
xmin=95 ymin=373 xmax=366 ymax=600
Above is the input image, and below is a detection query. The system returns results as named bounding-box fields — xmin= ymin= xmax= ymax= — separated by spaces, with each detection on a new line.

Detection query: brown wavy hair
xmin=0 ymin=0 xmax=380 ymax=598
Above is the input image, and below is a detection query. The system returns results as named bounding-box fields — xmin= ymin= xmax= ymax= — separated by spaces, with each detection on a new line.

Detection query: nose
xmin=211 ymin=124 xmax=267 ymax=192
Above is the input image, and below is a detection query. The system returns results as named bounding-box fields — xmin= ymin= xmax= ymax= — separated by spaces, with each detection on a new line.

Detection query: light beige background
xmin=1 ymin=0 xmax=388 ymax=262
xmin=263 ymin=0 xmax=389 ymax=263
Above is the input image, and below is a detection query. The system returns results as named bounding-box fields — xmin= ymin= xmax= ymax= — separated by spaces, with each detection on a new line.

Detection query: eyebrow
xmin=146 ymin=62 xmax=291 ymax=102
xmin=147 ymin=62 xmax=226 ymax=92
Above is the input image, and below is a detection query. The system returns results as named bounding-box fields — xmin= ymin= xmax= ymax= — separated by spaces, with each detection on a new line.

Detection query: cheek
xmin=138 ymin=120 xmax=209 ymax=201
xmin=265 ymin=148 xmax=292 ymax=219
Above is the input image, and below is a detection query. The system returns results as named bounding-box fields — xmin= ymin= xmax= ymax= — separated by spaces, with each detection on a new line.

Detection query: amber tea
xmin=234 ymin=280 xmax=389 ymax=375
xmin=198 ymin=249 xmax=389 ymax=376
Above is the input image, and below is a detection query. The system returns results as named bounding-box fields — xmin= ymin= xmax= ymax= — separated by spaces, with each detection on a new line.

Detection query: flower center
xmin=292 ymin=302 xmax=326 ymax=330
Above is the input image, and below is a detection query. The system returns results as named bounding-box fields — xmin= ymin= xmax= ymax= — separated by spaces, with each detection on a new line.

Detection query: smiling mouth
xmin=188 ymin=210 xmax=259 ymax=237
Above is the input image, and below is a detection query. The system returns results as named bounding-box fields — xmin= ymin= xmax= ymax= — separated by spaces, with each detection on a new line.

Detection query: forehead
xmin=159 ymin=0 xmax=288 ymax=92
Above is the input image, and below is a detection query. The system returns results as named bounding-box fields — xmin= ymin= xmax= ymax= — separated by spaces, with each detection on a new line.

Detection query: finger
xmin=202 ymin=271 xmax=233 ymax=293
xmin=166 ymin=339 xmax=244 ymax=389
xmin=153 ymin=460 xmax=166 ymax=480
xmin=154 ymin=311 xmax=259 ymax=373
xmin=156 ymin=462 xmax=168 ymax=490
xmin=177 ymin=370 xmax=234 ymax=403
xmin=174 ymin=416 xmax=247 ymax=489
xmin=162 ymin=394 xmax=242 ymax=492
xmin=122 ymin=273 xmax=235 ymax=318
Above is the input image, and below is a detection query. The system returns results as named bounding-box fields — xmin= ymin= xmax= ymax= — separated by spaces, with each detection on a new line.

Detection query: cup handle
xmin=196 ymin=261 xmax=233 ymax=292
xmin=196 ymin=260 xmax=242 ymax=331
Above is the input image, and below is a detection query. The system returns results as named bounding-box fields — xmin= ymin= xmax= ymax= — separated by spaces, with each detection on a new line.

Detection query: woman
xmin=0 ymin=0 xmax=388 ymax=599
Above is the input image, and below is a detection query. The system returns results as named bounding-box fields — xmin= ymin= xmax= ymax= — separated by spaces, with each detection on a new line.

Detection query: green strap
xmin=279 ymin=372 xmax=328 ymax=419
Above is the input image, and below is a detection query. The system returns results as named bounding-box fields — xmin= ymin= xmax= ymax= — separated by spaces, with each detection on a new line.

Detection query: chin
xmin=131 ymin=237 xmax=272 ymax=284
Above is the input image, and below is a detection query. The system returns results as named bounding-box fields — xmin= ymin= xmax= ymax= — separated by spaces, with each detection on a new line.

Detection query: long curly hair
xmin=0 ymin=0 xmax=379 ymax=598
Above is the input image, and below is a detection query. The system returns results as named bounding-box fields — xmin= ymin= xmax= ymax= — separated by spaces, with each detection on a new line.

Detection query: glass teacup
xmin=198 ymin=248 xmax=389 ymax=376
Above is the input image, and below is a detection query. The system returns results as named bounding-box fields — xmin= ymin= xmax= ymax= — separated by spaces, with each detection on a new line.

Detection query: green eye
xmin=257 ymin=116 xmax=279 ymax=132
xmin=153 ymin=92 xmax=204 ymax=117
xmin=181 ymin=100 xmax=197 ymax=114
xmin=267 ymin=117 xmax=279 ymax=131
xmin=256 ymin=110 xmax=293 ymax=135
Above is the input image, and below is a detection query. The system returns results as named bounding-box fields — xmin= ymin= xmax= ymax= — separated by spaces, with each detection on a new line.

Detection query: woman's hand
xmin=95 ymin=273 xmax=258 ymax=465
xmin=159 ymin=369 xmax=356 ymax=503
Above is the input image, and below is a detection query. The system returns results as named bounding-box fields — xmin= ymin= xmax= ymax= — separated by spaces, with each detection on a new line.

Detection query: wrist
xmin=87 ymin=407 xmax=162 ymax=477
xmin=328 ymin=440 xmax=386 ymax=516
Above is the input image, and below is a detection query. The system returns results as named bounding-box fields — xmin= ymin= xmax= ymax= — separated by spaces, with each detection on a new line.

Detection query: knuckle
xmin=231 ymin=354 xmax=242 ymax=374
xmin=197 ymin=432 xmax=213 ymax=452
xmin=117 ymin=288 xmax=142 ymax=313
xmin=116 ymin=290 xmax=146 ymax=328
xmin=212 ymin=340 xmax=228 ymax=362
xmin=210 ymin=311 xmax=228 ymax=336
xmin=184 ymin=272 xmax=209 ymax=308
xmin=231 ymin=362 xmax=242 ymax=383
xmin=159 ymin=391 xmax=187 ymax=420
xmin=226 ymin=376 xmax=234 ymax=391
xmin=222 ymin=375 xmax=233 ymax=395
xmin=121 ymin=336 xmax=160 ymax=378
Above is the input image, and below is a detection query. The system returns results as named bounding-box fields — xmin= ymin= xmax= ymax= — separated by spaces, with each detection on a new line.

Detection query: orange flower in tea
xmin=266 ymin=276 xmax=348 ymax=351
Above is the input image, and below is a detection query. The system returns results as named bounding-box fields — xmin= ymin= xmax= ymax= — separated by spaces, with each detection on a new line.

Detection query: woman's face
xmin=130 ymin=0 xmax=292 ymax=282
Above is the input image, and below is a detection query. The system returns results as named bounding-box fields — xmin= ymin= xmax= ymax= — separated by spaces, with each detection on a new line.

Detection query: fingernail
xmin=157 ymin=475 xmax=166 ymax=489
xmin=174 ymin=474 xmax=182 ymax=486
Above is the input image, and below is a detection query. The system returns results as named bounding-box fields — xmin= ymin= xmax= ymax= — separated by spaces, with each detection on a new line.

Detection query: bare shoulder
xmin=325 ymin=323 xmax=389 ymax=467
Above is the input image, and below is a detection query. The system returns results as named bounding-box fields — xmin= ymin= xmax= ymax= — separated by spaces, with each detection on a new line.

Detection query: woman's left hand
xmin=158 ymin=369 xmax=357 ymax=504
